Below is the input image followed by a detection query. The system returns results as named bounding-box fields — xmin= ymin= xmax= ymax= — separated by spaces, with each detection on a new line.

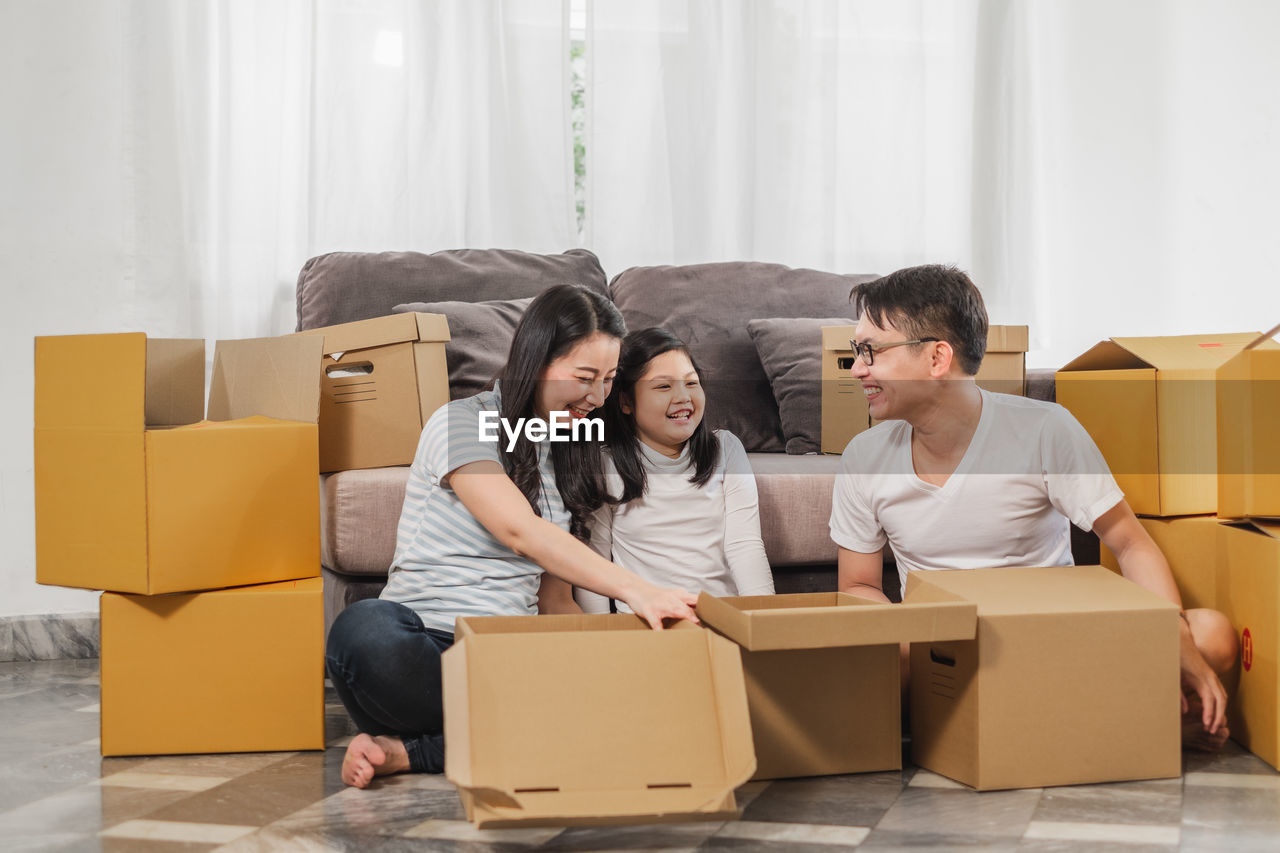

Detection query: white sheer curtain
xmin=3 ymin=0 xmax=572 ymax=618
xmin=587 ymin=0 xmax=1280 ymax=367
xmin=126 ymin=0 xmax=574 ymax=343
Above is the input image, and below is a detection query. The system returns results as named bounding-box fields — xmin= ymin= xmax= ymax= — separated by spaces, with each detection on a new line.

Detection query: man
xmin=830 ymin=264 xmax=1236 ymax=748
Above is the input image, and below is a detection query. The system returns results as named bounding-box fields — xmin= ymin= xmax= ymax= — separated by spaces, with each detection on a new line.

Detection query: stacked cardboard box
xmin=1214 ymin=327 xmax=1280 ymax=768
xmin=295 ymin=312 xmax=451 ymax=472
xmin=34 ymin=332 xmax=327 ymax=756
xmin=1063 ymin=330 xmax=1280 ymax=768
xmin=821 ymin=325 xmax=1029 ymax=454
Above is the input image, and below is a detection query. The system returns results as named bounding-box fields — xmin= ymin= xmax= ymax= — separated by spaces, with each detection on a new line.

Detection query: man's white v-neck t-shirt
xmin=829 ymin=388 xmax=1124 ymax=593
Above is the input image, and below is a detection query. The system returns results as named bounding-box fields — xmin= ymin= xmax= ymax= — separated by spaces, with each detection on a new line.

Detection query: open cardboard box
xmin=34 ymin=333 xmax=323 ymax=594
xmin=1056 ymin=332 xmax=1279 ymax=517
xmin=1216 ymin=325 xmax=1280 ymax=519
xmin=906 ymin=565 xmax=1181 ymax=790
xmin=100 ymin=577 xmax=325 ymax=756
xmin=695 ymin=592 xmax=977 ymax=780
xmin=442 ymin=613 xmax=755 ymax=828
xmin=1217 ymin=520 xmax=1280 ymax=768
xmin=295 ymin=312 xmax=450 ymax=472
xmin=821 ymin=325 xmax=1028 ymax=454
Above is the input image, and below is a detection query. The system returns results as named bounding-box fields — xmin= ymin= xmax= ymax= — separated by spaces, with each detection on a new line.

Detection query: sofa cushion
xmin=609 ymin=262 xmax=876 ymax=452
xmin=320 ymin=455 xmax=842 ymax=578
xmin=393 ymin=298 xmax=532 ymax=400
xmin=748 ymin=316 xmax=854 ymax=455
xmin=295 ymin=248 xmax=607 ymax=330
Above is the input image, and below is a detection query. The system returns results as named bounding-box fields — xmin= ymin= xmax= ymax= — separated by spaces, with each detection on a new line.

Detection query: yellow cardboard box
xmin=1217 ymin=520 xmax=1280 ymax=769
xmin=1099 ymin=515 xmax=1221 ymax=610
xmin=296 ymin=313 xmax=450 ymax=472
xmin=696 ymin=592 xmax=976 ymax=780
xmin=1056 ymin=333 xmax=1278 ymax=517
xmin=34 ymin=333 xmax=322 ymax=595
xmin=100 ymin=577 xmax=325 ymax=756
xmin=1216 ymin=327 xmax=1280 ymax=519
xmin=906 ymin=566 xmax=1181 ymax=790
xmin=821 ymin=325 xmax=1028 ymax=454
xmin=443 ymin=614 xmax=755 ymax=828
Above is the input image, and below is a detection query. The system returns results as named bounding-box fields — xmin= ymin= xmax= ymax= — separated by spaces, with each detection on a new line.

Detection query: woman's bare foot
xmin=342 ymin=733 xmax=411 ymax=788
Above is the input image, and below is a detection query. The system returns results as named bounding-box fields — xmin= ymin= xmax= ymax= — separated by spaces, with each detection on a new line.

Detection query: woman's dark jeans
xmin=325 ymin=598 xmax=453 ymax=774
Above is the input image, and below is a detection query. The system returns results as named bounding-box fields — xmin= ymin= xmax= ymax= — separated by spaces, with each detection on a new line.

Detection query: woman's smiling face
xmin=535 ymin=331 xmax=620 ymax=421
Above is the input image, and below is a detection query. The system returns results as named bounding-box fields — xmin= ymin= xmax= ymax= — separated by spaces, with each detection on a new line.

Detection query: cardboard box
xmin=1099 ymin=515 xmax=1221 ymax=610
xmin=695 ymin=592 xmax=977 ymax=780
xmin=1216 ymin=328 xmax=1280 ymax=519
xmin=821 ymin=325 xmax=1028 ymax=454
xmin=296 ymin=313 xmax=450 ymax=472
xmin=100 ymin=577 xmax=325 ymax=756
xmin=906 ymin=565 xmax=1182 ymax=790
xmin=1056 ymin=332 xmax=1279 ymax=517
xmin=34 ymin=333 xmax=322 ymax=595
xmin=443 ymin=613 xmax=755 ymax=828
xmin=1216 ymin=520 xmax=1280 ymax=768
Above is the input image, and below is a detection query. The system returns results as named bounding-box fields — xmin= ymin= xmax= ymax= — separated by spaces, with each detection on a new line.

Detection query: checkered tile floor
xmin=3 ymin=659 xmax=1279 ymax=851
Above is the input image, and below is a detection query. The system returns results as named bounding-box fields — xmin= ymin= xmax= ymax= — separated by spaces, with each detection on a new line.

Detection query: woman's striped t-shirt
xmin=380 ymin=387 xmax=569 ymax=634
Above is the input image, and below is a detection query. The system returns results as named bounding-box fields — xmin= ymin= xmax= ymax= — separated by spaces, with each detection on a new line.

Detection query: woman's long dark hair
xmin=497 ymin=284 xmax=625 ymax=542
xmin=604 ymin=327 xmax=720 ymax=503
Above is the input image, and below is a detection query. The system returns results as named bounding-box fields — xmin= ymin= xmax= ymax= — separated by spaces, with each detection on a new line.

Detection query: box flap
xmin=296 ymin=312 xmax=450 ymax=356
xmin=986 ymin=325 xmax=1029 ymax=354
xmin=696 ymin=592 xmax=976 ymax=651
xmin=35 ymin=333 xmax=150 ymax=431
xmin=454 ymin=613 xmax=652 ymax=639
xmin=1223 ymin=520 xmax=1280 ymax=540
xmin=1244 ymin=323 xmax=1280 ymax=351
xmin=443 ymin=628 xmax=753 ymax=827
xmin=903 ymin=565 xmax=1179 ymax=617
xmin=208 ymin=336 xmax=323 ymax=423
xmin=145 ymin=338 xmax=206 ymax=427
xmin=1110 ymin=333 xmax=1265 ymax=375
xmin=1059 ymin=340 xmax=1155 ymax=373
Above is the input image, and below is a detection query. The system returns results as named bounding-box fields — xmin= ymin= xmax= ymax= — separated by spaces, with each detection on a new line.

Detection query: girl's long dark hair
xmin=605 ymin=327 xmax=720 ymax=503
xmin=497 ymin=284 xmax=625 ymax=542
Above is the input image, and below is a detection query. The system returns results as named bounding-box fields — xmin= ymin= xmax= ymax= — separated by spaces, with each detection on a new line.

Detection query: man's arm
xmin=1093 ymin=499 xmax=1227 ymax=734
xmin=838 ymin=546 xmax=888 ymax=603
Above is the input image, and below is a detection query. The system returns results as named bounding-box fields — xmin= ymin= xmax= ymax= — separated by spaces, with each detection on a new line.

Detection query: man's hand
xmin=1180 ymin=619 xmax=1228 ymax=736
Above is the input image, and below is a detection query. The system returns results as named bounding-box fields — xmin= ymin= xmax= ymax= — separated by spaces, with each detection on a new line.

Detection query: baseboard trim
xmin=0 ymin=613 xmax=99 ymax=662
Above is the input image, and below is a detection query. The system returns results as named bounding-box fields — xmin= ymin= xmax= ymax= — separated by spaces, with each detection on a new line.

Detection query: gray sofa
xmin=300 ymin=248 xmax=1062 ymax=632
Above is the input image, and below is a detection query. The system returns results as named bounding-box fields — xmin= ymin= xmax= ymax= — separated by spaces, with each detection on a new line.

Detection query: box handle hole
xmin=326 ymin=362 xmax=374 ymax=378
xmin=930 ymin=649 xmax=956 ymax=668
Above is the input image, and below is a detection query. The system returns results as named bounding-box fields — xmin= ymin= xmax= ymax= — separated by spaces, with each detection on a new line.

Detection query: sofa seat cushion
xmin=295 ymin=248 xmax=607 ymax=330
xmin=321 ymin=453 xmax=844 ymax=577
xmin=609 ymin=262 xmax=877 ymax=453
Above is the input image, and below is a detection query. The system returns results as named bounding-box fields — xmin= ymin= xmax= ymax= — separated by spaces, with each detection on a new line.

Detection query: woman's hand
xmin=622 ymin=579 xmax=700 ymax=630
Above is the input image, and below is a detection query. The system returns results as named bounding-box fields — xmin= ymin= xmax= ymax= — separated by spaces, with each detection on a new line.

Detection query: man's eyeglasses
xmin=849 ymin=338 xmax=940 ymax=366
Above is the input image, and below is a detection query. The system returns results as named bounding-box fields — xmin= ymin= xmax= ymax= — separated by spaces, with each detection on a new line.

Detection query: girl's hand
xmin=625 ymin=580 xmax=700 ymax=630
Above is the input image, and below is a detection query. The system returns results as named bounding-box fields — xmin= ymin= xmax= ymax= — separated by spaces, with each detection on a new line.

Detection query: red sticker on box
xmin=1198 ymin=342 xmax=1223 ymax=348
xmin=1242 ymin=628 xmax=1253 ymax=672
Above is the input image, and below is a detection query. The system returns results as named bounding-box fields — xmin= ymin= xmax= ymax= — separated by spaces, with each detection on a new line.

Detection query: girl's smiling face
xmin=535 ymin=331 xmax=620 ymax=421
xmin=623 ymin=349 xmax=705 ymax=458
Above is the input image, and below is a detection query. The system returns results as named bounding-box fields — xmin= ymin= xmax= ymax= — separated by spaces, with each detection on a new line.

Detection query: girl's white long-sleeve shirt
xmin=574 ymin=430 xmax=775 ymax=614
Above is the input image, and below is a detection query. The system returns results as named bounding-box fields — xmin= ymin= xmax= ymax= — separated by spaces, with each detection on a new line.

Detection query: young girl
xmin=326 ymin=287 xmax=698 ymax=789
xmin=571 ymin=327 xmax=775 ymax=614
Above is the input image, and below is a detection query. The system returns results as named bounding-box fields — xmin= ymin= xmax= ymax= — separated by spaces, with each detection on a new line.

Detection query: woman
xmin=326 ymin=285 xmax=698 ymax=788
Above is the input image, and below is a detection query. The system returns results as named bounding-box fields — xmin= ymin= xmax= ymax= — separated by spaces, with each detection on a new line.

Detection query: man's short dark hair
xmin=850 ymin=264 xmax=989 ymax=375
